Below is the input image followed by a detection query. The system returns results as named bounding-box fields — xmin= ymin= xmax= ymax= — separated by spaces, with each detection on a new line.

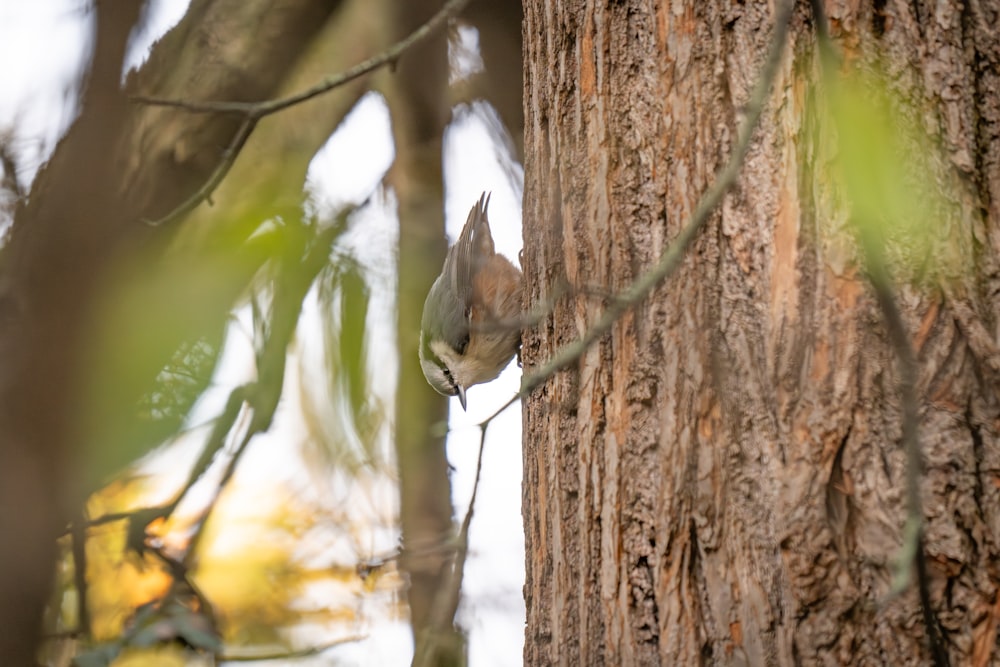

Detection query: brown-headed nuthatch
xmin=419 ymin=192 xmax=523 ymax=410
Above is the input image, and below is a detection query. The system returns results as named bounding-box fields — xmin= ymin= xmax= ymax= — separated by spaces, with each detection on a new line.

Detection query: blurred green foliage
xmin=51 ymin=191 xmax=399 ymax=665
xmin=815 ymin=62 xmax=960 ymax=284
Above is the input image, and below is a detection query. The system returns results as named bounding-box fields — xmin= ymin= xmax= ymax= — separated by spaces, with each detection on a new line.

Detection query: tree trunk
xmin=521 ymin=1 xmax=1000 ymax=665
xmin=386 ymin=0 xmax=465 ymax=662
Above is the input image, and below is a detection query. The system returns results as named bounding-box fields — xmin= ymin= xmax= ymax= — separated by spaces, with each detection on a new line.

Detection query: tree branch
xmin=477 ymin=0 xmax=796 ymax=427
xmin=140 ymin=0 xmax=469 ymax=229
xmin=91 ymin=215 xmax=350 ymax=564
xmin=218 ymin=636 xmax=365 ymax=662
xmin=132 ymin=0 xmax=470 ymax=118
xmin=412 ymin=424 xmax=487 ymax=667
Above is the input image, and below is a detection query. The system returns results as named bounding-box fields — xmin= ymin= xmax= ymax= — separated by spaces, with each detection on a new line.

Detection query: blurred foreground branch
xmin=139 ymin=0 xmax=471 ymax=227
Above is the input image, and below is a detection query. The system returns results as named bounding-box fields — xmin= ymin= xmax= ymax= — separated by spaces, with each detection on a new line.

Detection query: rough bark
xmin=522 ymin=1 xmax=1000 ymax=665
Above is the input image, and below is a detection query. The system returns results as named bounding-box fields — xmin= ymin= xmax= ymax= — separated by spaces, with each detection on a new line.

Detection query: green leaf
xmin=819 ymin=63 xmax=954 ymax=283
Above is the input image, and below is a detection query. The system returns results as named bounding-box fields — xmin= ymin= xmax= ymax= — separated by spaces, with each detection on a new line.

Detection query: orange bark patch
xmin=730 ymin=620 xmax=743 ymax=644
xmin=811 ymin=337 xmax=830 ymax=385
xmin=972 ymin=589 xmax=1000 ymax=667
xmin=698 ymin=398 xmax=721 ymax=441
xmin=580 ymin=17 xmax=595 ymax=97
xmin=913 ymin=298 xmax=940 ymax=354
xmin=770 ymin=164 xmax=800 ymax=329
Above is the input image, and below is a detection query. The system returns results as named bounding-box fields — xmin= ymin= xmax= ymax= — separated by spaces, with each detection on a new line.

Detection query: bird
xmin=419 ymin=192 xmax=523 ymax=410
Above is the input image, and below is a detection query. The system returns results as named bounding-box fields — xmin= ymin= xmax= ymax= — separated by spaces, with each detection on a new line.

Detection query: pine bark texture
xmin=521 ymin=1 xmax=1000 ymax=665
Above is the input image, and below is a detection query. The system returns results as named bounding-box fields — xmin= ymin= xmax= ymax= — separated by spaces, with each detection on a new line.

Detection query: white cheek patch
xmin=421 ymin=358 xmax=455 ymax=396
xmin=422 ymin=360 xmax=443 ymax=384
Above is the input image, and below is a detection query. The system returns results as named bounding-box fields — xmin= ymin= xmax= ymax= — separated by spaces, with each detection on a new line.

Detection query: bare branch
xmin=413 ymin=424 xmax=487 ymax=667
xmin=144 ymin=117 xmax=255 ymax=226
xmin=132 ymin=0 xmax=471 ymax=119
xmin=219 ymin=636 xmax=366 ymax=662
xmin=140 ymin=0 xmax=469 ymax=229
xmin=70 ymin=518 xmax=91 ymax=639
xmin=477 ymin=0 xmax=796 ymax=428
xmin=88 ymin=215 xmax=352 ymax=564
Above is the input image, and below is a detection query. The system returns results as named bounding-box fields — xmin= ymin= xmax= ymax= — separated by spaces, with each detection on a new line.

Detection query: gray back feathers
xmin=421 ymin=192 xmax=493 ymax=357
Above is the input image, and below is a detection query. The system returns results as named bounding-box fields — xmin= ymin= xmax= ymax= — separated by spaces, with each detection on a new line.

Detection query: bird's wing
xmin=448 ymin=192 xmax=493 ymax=315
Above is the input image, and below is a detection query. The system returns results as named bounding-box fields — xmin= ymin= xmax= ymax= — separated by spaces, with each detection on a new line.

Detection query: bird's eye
xmin=457 ymin=335 xmax=470 ymax=354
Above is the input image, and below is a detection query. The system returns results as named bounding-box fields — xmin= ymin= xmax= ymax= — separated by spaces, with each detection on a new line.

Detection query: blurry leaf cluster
xmin=47 ymin=166 xmax=398 ymax=662
xmin=811 ymin=60 xmax=968 ymax=286
xmin=49 ymin=445 xmax=401 ymax=665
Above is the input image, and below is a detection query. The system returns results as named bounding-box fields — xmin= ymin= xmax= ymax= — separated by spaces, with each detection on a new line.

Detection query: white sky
xmin=0 ymin=2 xmax=525 ymax=666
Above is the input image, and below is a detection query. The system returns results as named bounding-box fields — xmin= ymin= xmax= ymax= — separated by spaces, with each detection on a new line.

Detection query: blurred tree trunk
xmin=0 ymin=1 xmax=341 ymax=663
xmin=521 ymin=1 xmax=1000 ymax=665
xmin=384 ymin=0 xmax=462 ymax=662
xmin=386 ymin=1 xmax=524 ymax=663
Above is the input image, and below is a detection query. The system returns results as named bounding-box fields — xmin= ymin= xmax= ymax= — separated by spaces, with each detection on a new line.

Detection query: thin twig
xmin=144 ymin=117 xmax=255 ymax=226
xmin=103 ymin=220 xmax=348 ymax=558
xmin=477 ymin=0 xmax=796 ymax=428
xmin=358 ymin=537 xmax=461 ymax=577
xmin=413 ymin=424 xmax=487 ymax=667
xmin=70 ymin=517 xmax=91 ymax=638
xmin=73 ymin=389 xmax=248 ymax=544
xmin=807 ymin=1 xmax=946 ymax=664
xmin=219 ymin=636 xmax=366 ymax=662
xmin=868 ymin=251 xmax=948 ymax=667
xmin=177 ymin=218 xmax=349 ymax=567
xmin=146 ymin=543 xmax=219 ymax=631
xmin=139 ymin=0 xmax=468 ymax=227
xmin=132 ymin=0 xmax=470 ymax=118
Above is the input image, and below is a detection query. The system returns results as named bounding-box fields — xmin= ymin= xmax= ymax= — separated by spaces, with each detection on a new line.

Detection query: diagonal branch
xmin=218 ymin=635 xmax=366 ymax=662
xmin=90 ymin=215 xmax=351 ymax=561
xmin=133 ymin=0 xmax=470 ymax=118
xmin=144 ymin=117 xmax=255 ymax=226
xmin=478 ymin=0 xmax=796 ymax=427
xmin=413 ymin=424 xmax=487 ymax=667
xmin=140 ymin=0 xmax=469 ymax=229
xmin=415 ymin=2 xmax=797 ymax=662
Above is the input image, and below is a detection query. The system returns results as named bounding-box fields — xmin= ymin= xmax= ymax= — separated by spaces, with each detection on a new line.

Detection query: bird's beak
xmin=456 ymin=385 xmax=468 ymax=411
